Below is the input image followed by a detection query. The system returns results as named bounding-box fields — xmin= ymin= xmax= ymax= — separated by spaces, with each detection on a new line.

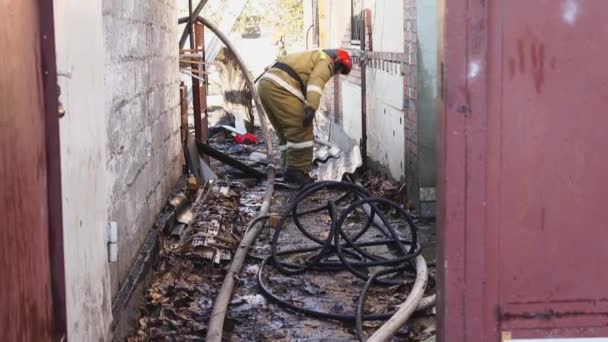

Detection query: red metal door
xmin=438 ymin=0 xmax=608 ymax=341
xmin=0 ymin=0 xmax=65 ymax=340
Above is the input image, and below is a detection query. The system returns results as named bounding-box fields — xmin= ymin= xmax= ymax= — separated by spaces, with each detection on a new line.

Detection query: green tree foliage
xmin=233 ymin=0 xmax=303 ymax=49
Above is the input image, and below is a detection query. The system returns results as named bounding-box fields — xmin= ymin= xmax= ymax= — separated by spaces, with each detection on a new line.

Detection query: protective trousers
xmin=257 ymin=78 xmax=313 ymax=172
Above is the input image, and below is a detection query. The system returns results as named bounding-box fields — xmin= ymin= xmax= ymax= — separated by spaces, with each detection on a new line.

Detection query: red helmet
xmin=336 ymin=49 xmax=352 ymax=75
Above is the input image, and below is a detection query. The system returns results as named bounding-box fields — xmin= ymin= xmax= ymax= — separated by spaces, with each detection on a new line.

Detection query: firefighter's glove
xmin=302 ymin=106 xmax=315 ymax=127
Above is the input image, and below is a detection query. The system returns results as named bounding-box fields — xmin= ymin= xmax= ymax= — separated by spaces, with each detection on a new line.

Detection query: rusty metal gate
xmin=0 ymin=0 xmax=65 ymax=340
xmin=438 ymin=0 xmax=608 ymax=341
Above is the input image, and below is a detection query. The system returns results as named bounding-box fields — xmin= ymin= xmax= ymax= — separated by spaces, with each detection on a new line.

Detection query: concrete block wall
xmin=103 ymin=0 xmax=182 ymax=296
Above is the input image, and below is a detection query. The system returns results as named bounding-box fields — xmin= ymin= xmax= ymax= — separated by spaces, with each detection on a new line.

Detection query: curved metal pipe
xmin=179 ymin=15 xmax=274 ymax=158
xmin=306 ymin=24 xmax=314 ymax=50
xmin=177 ymin=15 xmax=277 ymax=342
xmin=178 ymin=0 xmax=208 ymax=49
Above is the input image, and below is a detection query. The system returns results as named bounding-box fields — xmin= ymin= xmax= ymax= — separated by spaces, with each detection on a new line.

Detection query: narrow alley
xmin=124 ymin=127 xmax=437 ymax=341
xmin=3 ymin=0 xmax=608 ymax=341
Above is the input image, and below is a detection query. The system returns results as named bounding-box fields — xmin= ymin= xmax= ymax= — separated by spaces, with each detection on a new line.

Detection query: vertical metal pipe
xmin=179 ymin=0 xmax=208 ymax=49
xmin=333 ymin=74 xmax=340 ymax=122
xmin=188 ymin=0 xmax=203 ymax=142
xmin=360 ymin=16 xmax=368 ymax=167
xmin=180 ymin=82 xmax=188 ymax=143
xmin=194 ymin=22 xmax=208 ymax=144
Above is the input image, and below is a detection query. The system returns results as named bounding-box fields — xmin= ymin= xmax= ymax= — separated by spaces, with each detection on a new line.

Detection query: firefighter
xmin=257 ymin=49 xmax=352 ymax=186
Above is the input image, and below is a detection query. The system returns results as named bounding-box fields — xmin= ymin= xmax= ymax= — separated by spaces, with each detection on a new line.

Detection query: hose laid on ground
xmin=178 ymin=16 xmax=277 ymax=342
xmin=351 ymin=179 xmax=436 ymax=340
xmin=178 ymin=16 xmax=435 ymax=341
xmin=257 ymin=181 xmax=435 ymax=341
xmin=366 ymin=255 xmax=428 ymax=341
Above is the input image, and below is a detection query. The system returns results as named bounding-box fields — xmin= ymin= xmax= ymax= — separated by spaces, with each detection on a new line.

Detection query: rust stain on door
xmin=439 ymin=0 xmax=608 ymax=340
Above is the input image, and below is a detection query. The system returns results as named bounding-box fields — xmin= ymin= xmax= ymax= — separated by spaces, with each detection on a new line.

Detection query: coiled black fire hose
xmin=256 ymin=181 xmax=432 ymax=341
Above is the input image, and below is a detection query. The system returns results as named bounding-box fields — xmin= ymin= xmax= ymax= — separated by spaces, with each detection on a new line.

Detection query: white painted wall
xmin=363 ymin=0 xmax=406 ymax=179
xmin=303 ymin=0 xmax=352 ymax=49
xmin=341 ymin=80 xmax=362 ymax=142
xmin=366 ymin=66 xmax=406 ymax=180
xmin=368 ymin=69 xmax=404 ymax=110
xmin=369 ymin=0 xmax=404 ymax=53
xmin=54 ymin=0 xmax=113 ymax=340
xmin=304 ymin=0 xmax=407 ymax=180
xmin=304 ymin=0 xmax=313 ymax=45
xmin=337 ymin=0 xmax=407 ymax=180
xmin=327 ymin=1 xmax=351 ymax=48
xmin=366 ymin=70 xmax=406 ymax=179
xmin=317 ymin=0 xmax=407 ymax=180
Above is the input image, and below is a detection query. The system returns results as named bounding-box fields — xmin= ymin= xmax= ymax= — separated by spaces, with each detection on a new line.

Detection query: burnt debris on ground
xmin=255 ymin=181 xmax=437 ymax=341
xmin=129 ymin=181 xmax=255 ymax=341
xmin=129 ymin=183 xmax=436 ymax=341
xmin=129 ymin=115 xmax=436 ymax=341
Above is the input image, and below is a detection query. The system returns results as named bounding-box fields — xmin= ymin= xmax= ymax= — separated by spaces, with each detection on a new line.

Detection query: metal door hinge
xmin=57 ymin=84 xmax=65 ymax=118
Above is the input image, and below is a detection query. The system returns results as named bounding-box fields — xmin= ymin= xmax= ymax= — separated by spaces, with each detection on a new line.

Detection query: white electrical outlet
xmin=106 ymin=222 xmax=118 ymax=262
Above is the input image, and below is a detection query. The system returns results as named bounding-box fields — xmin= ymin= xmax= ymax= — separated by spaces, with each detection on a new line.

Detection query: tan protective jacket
xmin=260 ymin=49 xmax=336 ymax=111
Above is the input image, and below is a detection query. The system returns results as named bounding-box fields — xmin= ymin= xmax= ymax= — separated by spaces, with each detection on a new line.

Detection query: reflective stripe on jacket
xmin=264 ymin=49 xmax=335 ymax=110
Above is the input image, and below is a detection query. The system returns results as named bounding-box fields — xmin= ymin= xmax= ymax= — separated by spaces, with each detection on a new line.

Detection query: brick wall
xmin=103 ymin=0 xmax=182 ymax=296
xmin=340 ymin=18 xmax=364 ymax=104
xmin=319 ymin=17 xmax=365 ymax=121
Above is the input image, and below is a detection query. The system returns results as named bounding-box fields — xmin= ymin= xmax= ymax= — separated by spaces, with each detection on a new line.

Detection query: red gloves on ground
xmin=234 ymin=132 xmax=259 ymax=144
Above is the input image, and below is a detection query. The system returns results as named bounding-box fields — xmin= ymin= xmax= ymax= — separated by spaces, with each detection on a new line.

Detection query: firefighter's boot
xmin=283 ymin=168 xmax=314 ymax=187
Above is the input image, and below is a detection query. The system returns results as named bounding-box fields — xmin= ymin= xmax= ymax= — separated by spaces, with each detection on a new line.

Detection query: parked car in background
xmin=242 ymin=16 xmax=261 ymax=39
